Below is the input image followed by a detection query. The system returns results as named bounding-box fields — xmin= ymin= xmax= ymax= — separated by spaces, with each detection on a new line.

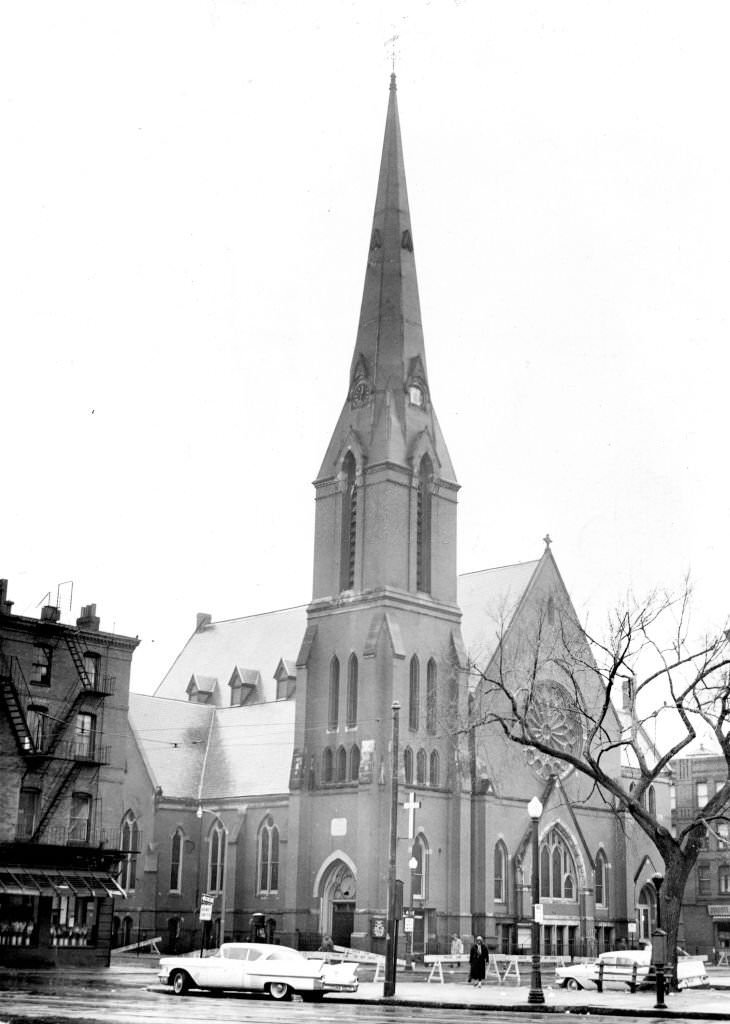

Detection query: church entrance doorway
xmin=319 ymin=858 xmax=357 ymax=949
xmin=332 ymin=902 xmax=355 ymax=948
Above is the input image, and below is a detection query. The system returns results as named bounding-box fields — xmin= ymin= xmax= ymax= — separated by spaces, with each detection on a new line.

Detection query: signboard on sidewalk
xmin=199 ymin=893 xmax=215 ymax=922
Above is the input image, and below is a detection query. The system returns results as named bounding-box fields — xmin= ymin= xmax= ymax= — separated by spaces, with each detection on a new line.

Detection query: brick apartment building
xmin=672 ymin=749 xmax=730 ymax=957
xmin=0 ymin=580 xmax=138 ymax=966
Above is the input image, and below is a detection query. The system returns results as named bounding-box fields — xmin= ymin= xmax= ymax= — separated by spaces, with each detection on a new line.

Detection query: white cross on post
xmin=403 ymin=791 xmax=421 ymax=840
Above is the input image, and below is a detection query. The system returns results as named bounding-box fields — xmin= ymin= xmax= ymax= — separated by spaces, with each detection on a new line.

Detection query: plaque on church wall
xmin=331 ymin=817 xmax=347 ymax=836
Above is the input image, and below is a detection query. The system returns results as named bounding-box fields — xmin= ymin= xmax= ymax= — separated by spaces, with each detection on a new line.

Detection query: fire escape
xmin=0 ymin=629 xmax=114 ymax=845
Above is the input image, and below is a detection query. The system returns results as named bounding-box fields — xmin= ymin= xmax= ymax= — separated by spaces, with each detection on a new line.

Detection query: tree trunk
xmin=661 ymin=848 xmax=695 ymax=991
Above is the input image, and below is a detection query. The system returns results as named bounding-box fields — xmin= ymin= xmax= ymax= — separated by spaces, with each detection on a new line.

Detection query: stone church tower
xmin=286 ymin=75 xmax=471 ymax=948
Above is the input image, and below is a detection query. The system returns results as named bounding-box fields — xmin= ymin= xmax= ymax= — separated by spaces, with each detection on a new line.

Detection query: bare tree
xmin=466 ymin=580 xmax=730 ymax=978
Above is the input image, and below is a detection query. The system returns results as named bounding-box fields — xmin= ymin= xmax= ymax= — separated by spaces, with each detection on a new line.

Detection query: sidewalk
xmin=2 ymin=957 xmax=730 ymax=1018
xmin=339 ymin=977 xmax=730 ymax=1018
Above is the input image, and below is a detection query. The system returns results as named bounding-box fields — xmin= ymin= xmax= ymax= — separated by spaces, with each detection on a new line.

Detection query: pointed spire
xmin=318 ymin=77 xmax=456 ymax=484
xmin=350 ymin=73 xmax=427 ymax=406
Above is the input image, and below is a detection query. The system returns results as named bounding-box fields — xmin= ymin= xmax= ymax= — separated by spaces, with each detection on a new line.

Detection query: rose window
xmin=524 ymin=681 xmax=582 ymax=780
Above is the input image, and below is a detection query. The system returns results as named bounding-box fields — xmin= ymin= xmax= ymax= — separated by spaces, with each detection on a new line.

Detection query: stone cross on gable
xmin=403 ymin=791 xmax=421 ymax=840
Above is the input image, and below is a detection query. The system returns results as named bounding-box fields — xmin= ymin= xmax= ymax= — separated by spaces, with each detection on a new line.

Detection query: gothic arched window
xmin=539 ymin=828 xmax=577 ymax=900
xmin=416 ymin=455 xmax=432 ymax=593
xmin=340 ymin=452 xmax=357 ymax=591
xmin=416 ymin=748 xmax=427 ymax=785
xmin=120 ymin=811 xmax=139 ymax=891
xmin=409 ymin=656 xmax=420 ymax=732
xmin=170 ymin=828 xmax=184 ymax=892
xmin=494 ymin=841 xmax=507 ymax=902
xmin=429 ymin=750 xmax=440 ymax=786
xmin=328 ymin=657 xmax=340 ymax=731
xmin=411 ymin=834 xmax=428 ymax=901
xmin=346 ymin=654 xmax=358 ymax=728
xmin=350 ymin=744 xmax=360 ymax=781
xmin=404 ymin=747 xmax=414 ymax=786
xmin=426 ymin=658 xmax=437 ymax=734
xmin=648 ymin=785 xmax=656 ymax=817
xmin=595 ymin=850 xmax=607 ymax=906
xmin=322 ymin=747 xmax=333 ymax=783
xmin=257 ymin=815 xmax=279 ymax=894
xmin=336 ymin=745 xmax=347 ymax=782
xmin=208 ymin=819 xmax=226 ymax=893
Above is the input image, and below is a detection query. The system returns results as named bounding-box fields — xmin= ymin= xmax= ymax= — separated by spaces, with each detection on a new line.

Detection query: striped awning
xmin=0 ymin=868 xmax=125 ymax=898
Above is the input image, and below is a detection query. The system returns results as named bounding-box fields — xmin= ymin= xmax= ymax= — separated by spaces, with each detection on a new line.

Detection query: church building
xmin=121 ymin=76 xmax=664 ymax=959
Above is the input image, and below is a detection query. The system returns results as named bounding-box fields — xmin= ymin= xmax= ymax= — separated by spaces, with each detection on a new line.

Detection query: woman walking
xmin=469 ymin=935 xmax=489 ymax=987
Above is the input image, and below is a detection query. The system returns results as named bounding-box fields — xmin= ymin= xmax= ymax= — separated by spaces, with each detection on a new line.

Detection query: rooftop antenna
xmin=56 ymin=580 xmax=73 ymax=612
xmin=385 ymin=32 xmax=399 ymax=75
xmin=36 ymin=592 xmax=51 ymax=608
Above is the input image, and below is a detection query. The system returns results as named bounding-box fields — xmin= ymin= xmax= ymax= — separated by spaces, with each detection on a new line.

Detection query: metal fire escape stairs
xmin=0 ymin=651 xmax=37 ymax=754
xmin=0 ymin=630 xmax=113 ymax=843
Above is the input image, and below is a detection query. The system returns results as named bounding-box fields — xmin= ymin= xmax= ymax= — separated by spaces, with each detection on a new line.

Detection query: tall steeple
xmin=313 ymin=75 xmax=458 ymax=605
xmin=350 ymin=72 xmax=427 ymax=427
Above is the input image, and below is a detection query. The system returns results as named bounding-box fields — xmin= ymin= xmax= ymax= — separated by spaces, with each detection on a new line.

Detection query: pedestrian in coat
xmin=469 ymin=935 xmax=489 ymax=987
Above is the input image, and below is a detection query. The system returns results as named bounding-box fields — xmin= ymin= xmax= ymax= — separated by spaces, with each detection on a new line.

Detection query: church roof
xmin=129 ymin=692 xmax=295 ymax=800
xmin=154 ymin=603 xmax=305 ymax=703
xmin=459 ymin=559 xmax=541 ymax=667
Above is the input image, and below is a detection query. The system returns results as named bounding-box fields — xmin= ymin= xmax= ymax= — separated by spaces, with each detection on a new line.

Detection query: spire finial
xmin=543 ymin=533 xmax=552 ymax=549
xmin=385 ymin=32 xmax=399 ymax=77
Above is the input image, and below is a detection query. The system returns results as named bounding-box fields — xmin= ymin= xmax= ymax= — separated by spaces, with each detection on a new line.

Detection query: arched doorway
xmin=318 ymin=858 xmax=357 ymax=948
xmin=637 ymin=883 xmax=656 ymax=944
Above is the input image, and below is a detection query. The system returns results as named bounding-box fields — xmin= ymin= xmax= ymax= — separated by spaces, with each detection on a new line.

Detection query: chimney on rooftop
xmin=40 ymin=605 xmax=61 ymax=623
xmin=196 ymin=613 xmax=212 ymax=632
xmin=77 ymin=604 xmax=101 ymax=631
xmin=0 ymin=579 xmax=13 ymax=616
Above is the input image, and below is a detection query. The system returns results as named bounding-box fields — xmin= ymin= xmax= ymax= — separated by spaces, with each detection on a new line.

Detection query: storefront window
xmin=51 ymin=893 xmax=98 ymax=946
xmin=0 ymin=895 xmax=37 ymax=947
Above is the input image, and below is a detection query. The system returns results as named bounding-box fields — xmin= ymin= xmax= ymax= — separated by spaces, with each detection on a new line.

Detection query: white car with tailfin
xmin=158 ymin=942 xmax=359 ymax=1001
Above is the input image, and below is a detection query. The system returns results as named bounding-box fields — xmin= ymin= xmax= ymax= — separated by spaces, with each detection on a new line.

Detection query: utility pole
xmin=384 ymin=701 xmax=400 ymax=997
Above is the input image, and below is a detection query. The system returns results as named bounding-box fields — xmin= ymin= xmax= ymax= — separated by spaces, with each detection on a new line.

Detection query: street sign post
xmin=199 ymin=894 xmax=214 ymax=922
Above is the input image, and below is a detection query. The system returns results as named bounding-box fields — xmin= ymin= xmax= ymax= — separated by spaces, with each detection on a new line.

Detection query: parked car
xmin=556 ymin=946 xmax=710 ymax=992
xmin=672 ymin=950 xmax=709 ymax=990
xmin=556 ymin=950 xmax=651 ymax=991
xmin=158 ymin=942 xmax=359 ymax=1001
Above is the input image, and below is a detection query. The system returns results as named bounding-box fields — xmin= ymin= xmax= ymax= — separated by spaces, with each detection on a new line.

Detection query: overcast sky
xmin=3 ymin=1 xmax=729 ymax=695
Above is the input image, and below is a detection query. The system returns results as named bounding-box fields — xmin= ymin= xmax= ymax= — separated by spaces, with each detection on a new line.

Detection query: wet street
xmin=2 ymin=964 xmax=729 ymax=1023
xmin=0 ymin=978 xmax=688 ymax=1024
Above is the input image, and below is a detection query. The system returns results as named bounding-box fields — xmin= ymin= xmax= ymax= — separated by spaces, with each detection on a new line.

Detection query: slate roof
xmin=129 ymin=692 xmax=295 ymax=800
xmin=154 ymin=604 xmax=306 ymax=703
xmin=459 ymin=560 xmax=541 ymax=668
xmin=128 ymin=693 xmax=212 ymax=798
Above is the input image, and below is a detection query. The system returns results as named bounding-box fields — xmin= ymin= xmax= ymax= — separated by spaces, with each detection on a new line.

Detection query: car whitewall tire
xmin=171 ymin=970 xmax=189 ymax=996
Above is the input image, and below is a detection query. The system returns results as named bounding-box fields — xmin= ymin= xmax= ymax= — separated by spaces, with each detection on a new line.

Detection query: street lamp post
xmin=527 ymin=796 xmax=545 ymax=1005
xmin=651 ymin=871 xmax=667 ymax=1009
xmin=384 ymin=701 xmax=401 ymax=998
